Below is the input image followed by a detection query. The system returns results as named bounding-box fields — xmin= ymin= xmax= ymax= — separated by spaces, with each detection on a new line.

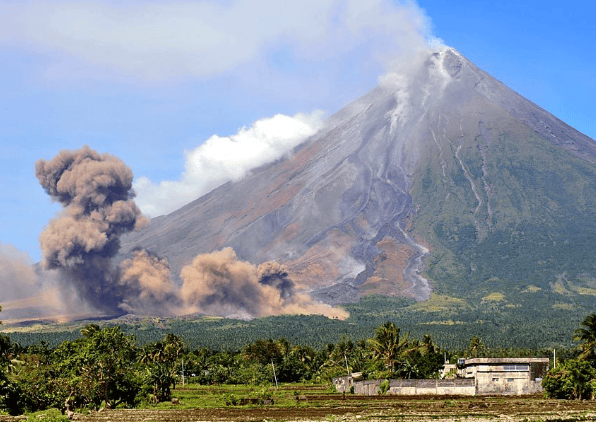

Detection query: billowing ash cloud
xmin=0 ymin=242 xmax=91 ymax=321
xmin=257 ymin=261 xmax=295 ymax=299
xmin=35 ymin=146 xmax=148 ymax=314
xmin=118 ymin=249 xmax=179 ymax=315
xmin=33 ymin=147 xmax=346 ymax=320
xmin=180 ymin=247 xmax=348 ymax=320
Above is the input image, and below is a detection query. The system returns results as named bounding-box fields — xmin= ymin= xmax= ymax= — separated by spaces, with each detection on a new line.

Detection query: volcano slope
xmin=121 ymin=47 xmax=596 ymax=311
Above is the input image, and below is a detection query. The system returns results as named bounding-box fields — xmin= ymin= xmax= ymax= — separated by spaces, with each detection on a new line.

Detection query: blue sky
xmin=0 ymin=0 xmax=594 ymax=263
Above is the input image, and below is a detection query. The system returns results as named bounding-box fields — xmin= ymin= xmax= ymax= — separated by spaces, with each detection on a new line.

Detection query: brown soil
xmin=362 ymin=237 xmax=414 ymax=297
xmin=57 ymin=396 xmax=596 ymax=422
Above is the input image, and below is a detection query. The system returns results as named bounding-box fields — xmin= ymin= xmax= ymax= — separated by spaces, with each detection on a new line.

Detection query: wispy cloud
xmin=0 ymin=0 xmax=437 ymax=83
xmin=134 ymin=110 xmax=326 ymax=216
xmin=1 ymin=0 xmax=440 ymax=216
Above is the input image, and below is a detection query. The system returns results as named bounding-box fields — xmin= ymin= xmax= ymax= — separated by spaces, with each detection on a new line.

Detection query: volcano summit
xmin=120 ymin=47 xmax=596 ymax=312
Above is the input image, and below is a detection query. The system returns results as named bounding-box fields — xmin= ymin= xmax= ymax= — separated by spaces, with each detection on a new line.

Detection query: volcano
xmin=121 ymin=47 xmax=596 ymax=308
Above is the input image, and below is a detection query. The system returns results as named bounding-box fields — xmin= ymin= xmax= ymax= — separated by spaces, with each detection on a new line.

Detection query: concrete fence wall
xmin=387 ymin=379 xmax=476 ymax=396
xmin=335 ymin=376 xmax=543 ymax=396
xmin=349 ymin=379 xmax=476 ymax=396
xmin=475 ymin=377 xmax=543 ymax=396
xmin=333 ymin=375 xmax=353 ymax=393
xmin=353 ymin=380 xmax=382 ymax=396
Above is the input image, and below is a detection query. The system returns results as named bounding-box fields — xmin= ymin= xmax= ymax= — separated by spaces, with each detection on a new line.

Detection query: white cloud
xmin=134 ymin=110 xmax=326 ymax=216
xmin=1 ymin=0 xmax=440 ymax=216
xmin=0 ymin=0 xmax=437 ymax=83
xmin=0 ymin=0 xmax=335 ymax=81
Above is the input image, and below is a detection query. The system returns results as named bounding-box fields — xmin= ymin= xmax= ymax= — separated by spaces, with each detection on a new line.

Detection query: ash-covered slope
xmin=121 ymin=47 xmax=596 ymax=306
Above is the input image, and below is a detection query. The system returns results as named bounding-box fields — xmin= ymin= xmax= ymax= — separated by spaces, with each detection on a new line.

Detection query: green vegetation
xmin=542 ymin=313 xmax=596 ymax=399
xmin=411 ymin=127 xmax=596 ymax=309
xmin=574 ymin=313 xmax=596 ymax=362
xmin=0 ymin=321 xmax=446 ymax=415
xmin=2 ymin=292 xmax=588 ymax=353
xmin=3 ymin=309 xmax=596 ymax=417
xmin=1 ymin=305 xmax=23 ymax=415
xmin=543 ymin=358 xmax=595 ymax=400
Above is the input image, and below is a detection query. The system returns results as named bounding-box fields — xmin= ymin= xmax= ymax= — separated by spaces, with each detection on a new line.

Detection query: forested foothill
xmin=4 ymin=293 xmax=589 ymax=351
xmin=2 ymin=302 xmax=596 ymax=417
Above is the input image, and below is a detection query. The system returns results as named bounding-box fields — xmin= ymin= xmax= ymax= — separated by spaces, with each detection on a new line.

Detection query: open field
xmin=71 ymin=403 xmax=596 ymax=422
xmin=4 ymin=384 xmax=596 ymax=422
xmin=65 ymin=396 xmax=596 ymax=422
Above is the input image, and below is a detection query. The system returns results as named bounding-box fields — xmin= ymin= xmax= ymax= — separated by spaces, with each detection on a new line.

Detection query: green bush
xmin=378 ymin=379 xmax=389 ymax=395
xmin=542 ymin=359 xmax=596 ymax=400
xmin=0 ymin=377 xmax=26 ymax=416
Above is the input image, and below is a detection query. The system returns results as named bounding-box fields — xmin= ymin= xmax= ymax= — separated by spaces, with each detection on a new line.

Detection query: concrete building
xmin=333 ymin=372 xmax=362 ymax=393
xmin=333 ymin=357 xmax=550 ymax=396
xmin=460 ymin=357 xmax=549 ymax=395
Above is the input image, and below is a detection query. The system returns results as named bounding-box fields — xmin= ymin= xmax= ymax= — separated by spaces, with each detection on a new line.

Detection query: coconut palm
xmin=467 ymin=335 xmax=486 ymax=358
xmin=367 ymin=322 xmax=412 ymax=373
xmin=80 ymin=323 xmax=100 ymax=339
xmin=574 ymin=313 xmax=596 ymax=362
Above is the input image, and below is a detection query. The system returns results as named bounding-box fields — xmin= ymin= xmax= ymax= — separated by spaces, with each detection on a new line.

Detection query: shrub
xmin=543 ymin=359 xmax=596 ymax=400
xmin=378 ymin=380 xmax=389 ymax=395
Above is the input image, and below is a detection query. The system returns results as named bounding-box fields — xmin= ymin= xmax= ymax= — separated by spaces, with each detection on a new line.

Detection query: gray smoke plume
xmin=180 ymin=247 xmax=348 ymax=319
xmin=118 ymin=249 xmax=179 ymax=315
xmin=0 ymin=242 xmax=93 ymax=322
xmin=34 ymin=146 xmax=347 ymax=320
xmin=36 ymin=146 xmax=148 ymax=314
xmin=0 ymin=242 xmax=41 ymax=302
xmin=256 ymin=261 xmax=295 ymax=299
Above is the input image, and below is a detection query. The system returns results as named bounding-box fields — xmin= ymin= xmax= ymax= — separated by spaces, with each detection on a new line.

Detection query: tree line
xmin=2 ymin=304 xmax=596 ymax=416
xmin=6 ymin=293 xmax=589 ymax=352
xmin=0 ymin=309 xmax=445 ymax=415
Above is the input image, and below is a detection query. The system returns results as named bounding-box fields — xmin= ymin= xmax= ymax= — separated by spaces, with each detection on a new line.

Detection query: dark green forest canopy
xmin=2 ymin=295 xmax=586 ymax=352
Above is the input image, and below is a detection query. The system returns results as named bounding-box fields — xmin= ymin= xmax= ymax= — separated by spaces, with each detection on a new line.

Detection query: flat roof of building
xmin=464 ymin=357 xmax=550 ymax=365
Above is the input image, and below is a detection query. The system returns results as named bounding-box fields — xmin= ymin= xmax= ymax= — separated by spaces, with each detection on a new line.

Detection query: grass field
xmin=4 ymin=383 xmax=596 ymax=422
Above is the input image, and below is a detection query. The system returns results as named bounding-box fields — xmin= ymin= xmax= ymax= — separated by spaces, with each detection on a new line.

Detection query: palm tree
xmin=291 ymin=345 xmax=315 ymax=367
xmin=574 ymin=313 xmax=596 ymax=362
xmin=368 ymin=322 xmax=412 ymax=373
xmin=80 ymin=323 xmax=100 ymax=339
xmin=467 ymin=336 xmax=486 ymax=358
xmin=416 ymin=334 xmax=439 ymax=355
xmin=163 ymin=334 xmax=185 ymax=363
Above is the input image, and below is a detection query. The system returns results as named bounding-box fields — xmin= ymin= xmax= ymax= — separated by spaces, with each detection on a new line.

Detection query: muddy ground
xmin=61 ymin=396 xmax=596 ymax=421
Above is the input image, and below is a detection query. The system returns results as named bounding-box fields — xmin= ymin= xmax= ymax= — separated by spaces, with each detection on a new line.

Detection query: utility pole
xmin=271 ymin=359 xmax=278 ymax=388
xmin=181 ymin=359 xmax=185 ymax=386
xmin=553 ymin=349 xmax=556 ymax=369
xmin=344 ymin=353 xmax=350 ymax=376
